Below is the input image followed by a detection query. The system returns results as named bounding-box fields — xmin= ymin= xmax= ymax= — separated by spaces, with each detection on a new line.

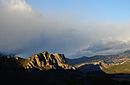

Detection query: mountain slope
xmin=68 ymin=50 xmax=130 ymax=65
xmin=102 ymin=62 xmax=130 ymax=74
xmin=67 ymin=56 xmax=89 ymax=65
xmin=17 ymin=51 xmax=75 ymax=70
xmin=0 ymin=52 xmax=87 ymax=85
xmin=1 ymin=51 xmax=130 ymax=85
xmin=71 ymin=50 xmax=130 ymax=74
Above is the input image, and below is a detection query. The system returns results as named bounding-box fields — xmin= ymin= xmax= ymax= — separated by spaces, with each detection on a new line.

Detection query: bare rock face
xmin=20 ymin=51 xmax=75 ymax=70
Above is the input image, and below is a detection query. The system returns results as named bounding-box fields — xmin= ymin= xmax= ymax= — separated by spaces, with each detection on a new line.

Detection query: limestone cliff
xmin=19 ymin=51 xmax=75 ymax=70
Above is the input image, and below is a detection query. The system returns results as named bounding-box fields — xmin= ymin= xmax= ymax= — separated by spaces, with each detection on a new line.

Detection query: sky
xmin=27 ymin=0 xmax=130 ymax=21
xmin=0 ymin=0 xmax=130 ymax=58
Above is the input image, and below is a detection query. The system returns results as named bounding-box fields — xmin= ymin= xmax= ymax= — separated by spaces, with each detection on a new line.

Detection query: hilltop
xmin=0 ymin=51 xmax=87 ymax=85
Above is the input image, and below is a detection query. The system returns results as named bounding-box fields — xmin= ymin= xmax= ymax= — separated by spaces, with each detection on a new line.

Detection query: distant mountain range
xmin=67 ymin=50 xmax=130 ymax=65
xmin=66 ymin=50 xmax=130 ymax=74
xmin=1 ymin=50 xmax=130 ymax=73
xmin=1 ymin=50 xmax=130 ymax=85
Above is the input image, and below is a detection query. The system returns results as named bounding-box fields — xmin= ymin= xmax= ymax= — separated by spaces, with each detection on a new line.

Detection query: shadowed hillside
xmin=0 ymin=52 xmax=88 ymax=85
xmin=1 ymin=52 xmax=130 ymax=85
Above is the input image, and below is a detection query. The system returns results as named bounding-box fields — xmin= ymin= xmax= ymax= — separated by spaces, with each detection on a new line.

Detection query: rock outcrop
xmin=19 ymin=51 xmax=75 ymax=70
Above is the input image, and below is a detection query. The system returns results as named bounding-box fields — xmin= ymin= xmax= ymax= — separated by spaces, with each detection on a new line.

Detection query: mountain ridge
xmin=68 ymin=50 xmax=130 ymax=65
xmin=1 ymin=50 xmax=130 ymax=85
xmin=16 ymin=51 xmax=76 ymax=71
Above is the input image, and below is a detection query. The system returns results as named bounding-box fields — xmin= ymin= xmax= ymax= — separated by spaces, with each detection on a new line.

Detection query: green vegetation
xmin=103 ymin=62 xmax=130 ymax=74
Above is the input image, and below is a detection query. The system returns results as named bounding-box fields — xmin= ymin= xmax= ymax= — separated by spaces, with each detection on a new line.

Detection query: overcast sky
xmin=1 ymin=0 xmax=130 ymax=58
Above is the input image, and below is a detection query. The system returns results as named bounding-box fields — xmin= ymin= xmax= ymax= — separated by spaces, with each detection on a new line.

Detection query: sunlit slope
xmin=103 ymin=62 xmax=130 ymax=74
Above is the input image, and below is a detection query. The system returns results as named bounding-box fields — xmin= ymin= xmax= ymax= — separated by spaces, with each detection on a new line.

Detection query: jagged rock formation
xmin=0 ymin=52 xmax=88 ymax=85
xmin=19 ymin=51 xmax=75 ymax=70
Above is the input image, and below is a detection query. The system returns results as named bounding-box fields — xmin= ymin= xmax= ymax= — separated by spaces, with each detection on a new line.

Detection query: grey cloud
xmin=0 ymin=0 xmax=84 ymax=56
xmin=1 ymin=0 xmax=130 ymax=58
xmin=83 ymin=40 xmax=127 ymax=52
xmin=71 ymin=39 xmax=130 ymax=58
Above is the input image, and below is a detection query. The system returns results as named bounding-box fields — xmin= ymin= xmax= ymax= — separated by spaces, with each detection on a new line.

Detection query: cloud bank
xmin=71 ymin=38 xmax=130 ymax=58
xmin=1 ymin=0 xmax=130 ymax=58
xmin=0 ymin=0 xmax=83 ymax=55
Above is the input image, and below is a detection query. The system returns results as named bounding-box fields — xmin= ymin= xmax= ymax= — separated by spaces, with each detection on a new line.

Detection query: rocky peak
xmin=20 ymin=51 xmax=75 ymax=70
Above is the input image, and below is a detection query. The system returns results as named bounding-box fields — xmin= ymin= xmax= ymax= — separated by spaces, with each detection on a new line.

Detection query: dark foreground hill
xmin=1 ymin=51 xmax=130 ymax=85
xmin=0 ymin=52 xmax=88 ymax=85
